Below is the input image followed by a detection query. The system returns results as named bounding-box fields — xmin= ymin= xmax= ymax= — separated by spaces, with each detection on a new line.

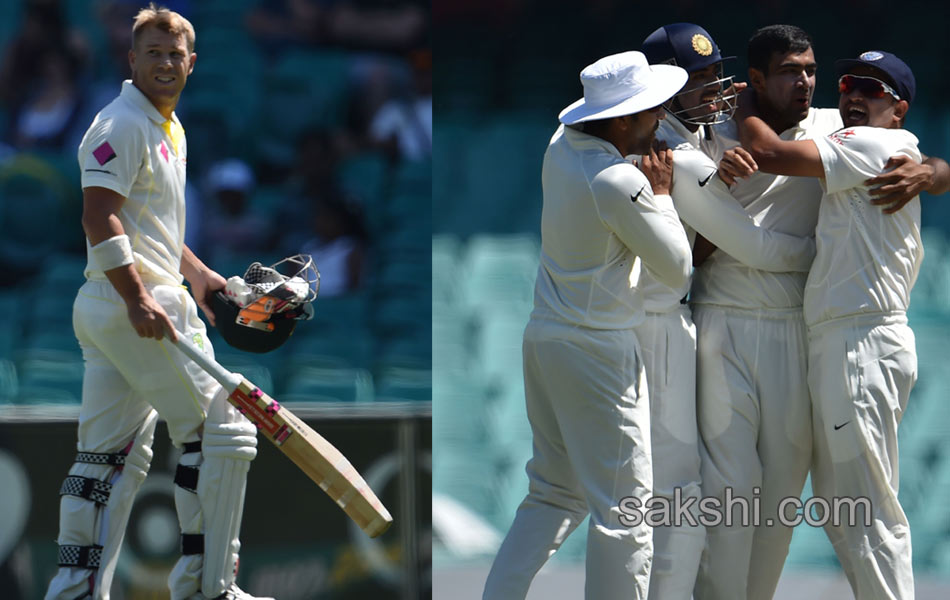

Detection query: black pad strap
xmin=181 ymin=533 xmax=204 ymax=555
xmin=57 ymin=544 xmax=103 ymax=569
xmin=174 ymin=464 xmax=199 ymax=493
xmin=75 ymin=451 xmax=126 ymax=466
xmin=60 ymin=476 xmax=112 ymax=505
xmin=182 ymin=441 xmax=202 ymax=454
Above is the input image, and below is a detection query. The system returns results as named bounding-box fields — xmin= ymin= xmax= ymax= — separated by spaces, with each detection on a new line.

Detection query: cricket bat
xmin=170 ymin=333 xmax=393 ymax=538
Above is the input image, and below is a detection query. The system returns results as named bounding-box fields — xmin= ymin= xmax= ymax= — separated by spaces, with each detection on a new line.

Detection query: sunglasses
xmin=838 ymin=74 xmax=900 ymax=101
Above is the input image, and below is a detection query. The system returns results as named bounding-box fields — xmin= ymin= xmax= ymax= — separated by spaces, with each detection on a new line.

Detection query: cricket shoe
xmin=187 ymin=584 xmax=275 ymax=600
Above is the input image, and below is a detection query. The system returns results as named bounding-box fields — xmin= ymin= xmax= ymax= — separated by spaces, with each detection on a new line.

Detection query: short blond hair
xmin=132 ymin=3 xmax=195 ymax=52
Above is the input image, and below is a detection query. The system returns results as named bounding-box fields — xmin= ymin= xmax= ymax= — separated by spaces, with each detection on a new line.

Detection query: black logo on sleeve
xmin=630 ymin=184 xmax=646 ymax=203
xmin=833 ymin=421 xmax=851 ymax=431
xmin=698 ymin=170 xmax=717 ymax=187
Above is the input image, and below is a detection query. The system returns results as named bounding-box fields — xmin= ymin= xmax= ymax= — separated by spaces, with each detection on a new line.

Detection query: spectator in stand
xmin=301 ymin=197 xmax=368 ymax=297
xmin=0 ymin=0 xmax=90 ymax=150
xmin=203 ymin=158 xmax=274 ymax=264
xmin=369 ymin=48 xmax=431 ymax=163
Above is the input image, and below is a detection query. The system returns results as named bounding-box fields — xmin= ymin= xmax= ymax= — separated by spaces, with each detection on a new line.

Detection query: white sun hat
xmin=558 ymin=51 xmax=688 ymax=125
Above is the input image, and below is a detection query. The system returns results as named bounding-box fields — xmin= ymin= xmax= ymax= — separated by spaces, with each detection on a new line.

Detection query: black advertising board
xmin=0 ymin=404 xmax=431 ymax=600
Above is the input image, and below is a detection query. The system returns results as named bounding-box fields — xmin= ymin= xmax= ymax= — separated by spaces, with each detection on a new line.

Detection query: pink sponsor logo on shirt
xmin=92 ymin=142 xmax=116 ymax=165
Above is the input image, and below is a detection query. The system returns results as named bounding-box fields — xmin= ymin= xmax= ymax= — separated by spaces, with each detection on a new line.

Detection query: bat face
xmin=227 ymin=378 xmax=393 ymax=537
xmin=229 ymin=380 xmax=293 ymax=445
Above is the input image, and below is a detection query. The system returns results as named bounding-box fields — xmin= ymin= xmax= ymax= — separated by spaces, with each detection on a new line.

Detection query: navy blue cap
xmin=641 ymin=23 xmax=734 ymax=72
xmin=835 ymin=51 xmax=915 ymax=103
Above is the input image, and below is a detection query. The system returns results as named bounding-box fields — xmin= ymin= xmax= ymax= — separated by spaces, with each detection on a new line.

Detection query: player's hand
xmin=718 ymin=147 xmax=758 ymax=186
xmin=721 ymin=81 xmax=748 ymax=112
xmin=639 ymin=146 xmax=674 ymax=196
xmin=127 ymin=294 xmax=178 ymax=342
xmin=190 ymin=268 xmax=228 ymax=327
xmin=865 ymin=154 xmax=934 ymax=214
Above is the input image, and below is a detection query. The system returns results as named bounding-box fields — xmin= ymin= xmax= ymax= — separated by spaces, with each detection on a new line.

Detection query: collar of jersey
xmin=120 ymin=80 xmax=177 ymax=126
xmin=562 ymin=124 xmax=623 ymax=158
xmin=659 ymin=115 xmax=702 ymax=150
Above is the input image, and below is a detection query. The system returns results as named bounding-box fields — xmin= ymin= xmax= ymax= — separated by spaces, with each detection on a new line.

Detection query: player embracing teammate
xmin=484 ymin=21 xmax=949 ymax=600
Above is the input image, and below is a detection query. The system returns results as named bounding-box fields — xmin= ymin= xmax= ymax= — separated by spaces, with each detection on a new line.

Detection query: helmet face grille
xmin=669 ymin=65 xmax=738 ymax=126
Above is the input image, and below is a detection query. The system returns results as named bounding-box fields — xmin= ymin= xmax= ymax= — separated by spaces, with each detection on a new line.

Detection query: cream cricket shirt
xmin=692 ymin=107 xmax=843 ymax=309
xmin=804 ymin=126 xmax=922 ymax=327
xmin=531 ymin=124 xmax=691 ymax=329
xmin=78 ymin=80 xmax=187 ymax=286
xmin=634 ymin=117 xmax=817 ymax=312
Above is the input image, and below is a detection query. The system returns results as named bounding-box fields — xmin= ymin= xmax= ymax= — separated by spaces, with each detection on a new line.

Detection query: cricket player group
xmin=483 ymin=22 xmax=948 ymax=600
xmin=35 ymin=1 xmax=942 ymax=599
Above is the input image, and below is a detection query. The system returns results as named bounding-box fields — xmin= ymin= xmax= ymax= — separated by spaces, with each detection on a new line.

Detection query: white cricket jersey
xmin=531 ymin=124 xmax=691 ymax=329
xmin=635 ymin=117 xmax=817 ymax=312
xmin=804 ymin=126 xmax=922 ymax=326
xmin=691 ymin=107 xmax=843 ymax=309
xmin=78 ymin=80 xmax=188 ymax=286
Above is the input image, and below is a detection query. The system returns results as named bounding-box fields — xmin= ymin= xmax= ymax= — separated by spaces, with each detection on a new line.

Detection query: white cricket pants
xmin=482 ymin=318 xmax=653 ymax=600
xmin=808 ymin=315 xmax=916 ymax=600
xmin=634 ymin=306 xmax=704 ymax=600
xmin=691 ymin=305 xmax=812 ymax=600
xmin=73 ymin=280 xmax=221 ymax=452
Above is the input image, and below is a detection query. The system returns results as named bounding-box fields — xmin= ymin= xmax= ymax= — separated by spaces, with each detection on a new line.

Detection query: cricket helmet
xmin=641 ymin=23 xmax=738 ymax=125
xmin=212 ymin=254 xmax=319 ymax=353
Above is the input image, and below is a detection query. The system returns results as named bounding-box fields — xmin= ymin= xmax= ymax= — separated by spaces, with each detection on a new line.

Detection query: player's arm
xmin=180 ymin=245 xmax=227 ymax=326
xmin=593 ymin=148 xmax=691 ymax=290
xmin=734 ymin=104 xmax=824 ymax=177
xmin=865 ymin=153 xmax=950 ymax=213
xmin=82 ymin=186 xmax=177 ymax=341
xmin=673 ymin=150 xmax=815 ymax=272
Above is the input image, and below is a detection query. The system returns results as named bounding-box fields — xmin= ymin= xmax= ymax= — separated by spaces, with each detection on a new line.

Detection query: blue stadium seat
xmin=281 ymin=366 xmax=374 ymax=402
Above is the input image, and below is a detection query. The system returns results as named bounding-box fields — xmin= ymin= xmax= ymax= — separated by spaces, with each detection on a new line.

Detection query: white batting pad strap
xmin=198 ymin=412 xmax=257 ymax=597
xmin=89 ymin=234 xmax=134 ymax=272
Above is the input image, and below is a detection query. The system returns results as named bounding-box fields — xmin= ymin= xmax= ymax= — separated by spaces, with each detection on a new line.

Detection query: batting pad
xmin=197 ymin=399 xmax=257 ymax=598
xmin=45 ymin=411 xmax=158 ymax=600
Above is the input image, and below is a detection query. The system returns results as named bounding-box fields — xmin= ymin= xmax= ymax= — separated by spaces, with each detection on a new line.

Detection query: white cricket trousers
xmin=634 ymin=306 xmax=704 ymax=600
xmin=808 ymin=314 xmax=916 ymax=600
xmin=691 ymin=305 xmax=812 ymax=600
xmin=73 ymin=280 xmax=220 ymax=453
xmin=482 ymin=318 xmax=653 ymax=600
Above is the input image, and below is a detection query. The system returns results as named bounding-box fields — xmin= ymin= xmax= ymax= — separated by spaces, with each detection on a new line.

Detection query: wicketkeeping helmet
xmin=211 ymin=254 xmax=319 ymax=353
xmin=641 ymin=22 xmax=738 ymax=125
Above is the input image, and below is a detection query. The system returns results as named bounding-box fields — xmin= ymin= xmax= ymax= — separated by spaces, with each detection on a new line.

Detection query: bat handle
xmin=169 ymin=332 xmax=242 ymax=394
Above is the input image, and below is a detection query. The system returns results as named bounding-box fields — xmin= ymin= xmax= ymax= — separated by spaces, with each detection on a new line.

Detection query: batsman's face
xmin=673 ymin=64 xmax=723 ymax=122
xmin=129 ymin=25 xmax=196 ymax=115
xmin=756 ymin=48 xmax=816 ymax=127
xmin=626 ymin=105 xmax=666 ymax=155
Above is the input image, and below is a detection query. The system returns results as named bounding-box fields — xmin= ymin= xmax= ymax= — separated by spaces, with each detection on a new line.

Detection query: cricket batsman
xmin=44 ymin=4 xmax=271 ymax=599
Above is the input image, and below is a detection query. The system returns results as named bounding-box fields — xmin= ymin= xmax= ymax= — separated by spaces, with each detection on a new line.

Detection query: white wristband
xmin=90 ymin=234 xmax=134 ymax=271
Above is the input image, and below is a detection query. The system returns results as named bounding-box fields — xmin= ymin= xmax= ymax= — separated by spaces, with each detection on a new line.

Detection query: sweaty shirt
xmin=78 ymin=80 xmax=188 ymax=286
xmin=691 ymin=107 xmax=843 ymax=309
xmin=805 ymin=126 xmax=922 ymax=326
xmin=531 ymin=124 xmax=691 ymax=329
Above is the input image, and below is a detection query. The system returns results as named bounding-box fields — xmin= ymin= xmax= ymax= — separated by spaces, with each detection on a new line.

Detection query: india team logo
xmin=860 ymin=51 xmax=884 ymax=61
xmin=692 ymin=34 xmax=713 ymax=57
